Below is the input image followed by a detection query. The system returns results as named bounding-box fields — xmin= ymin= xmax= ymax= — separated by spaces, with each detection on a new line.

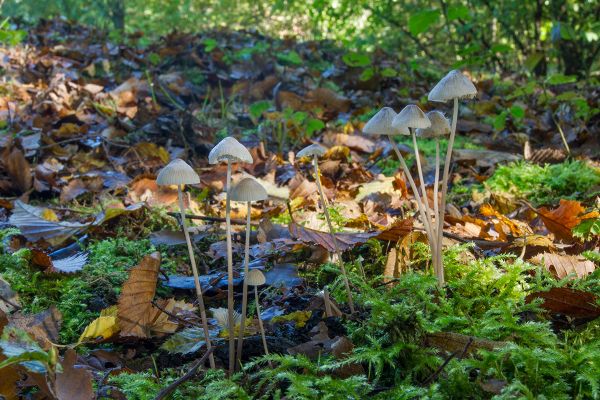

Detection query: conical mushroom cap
xmin=297 ymin=143 xmax=327 ymax=158
xmin=246 ymin=269 xmax=266 ymax=286
xmin=416 ymin=111 xmax=451 ymax=138
xmin=428 ymin=70 xmax=477 ymax=103
xmin=156 ymin=158 xmax=200 ymax=185
xmin=363 ymin=107 xmax=408 ymax=136
xmin=392 ymin=105 xmax=431 ymax=130
xmin=208 ymin=136 xmax=253 ymax=164
xmin=231 ymin=177 xmax=268 ymax=202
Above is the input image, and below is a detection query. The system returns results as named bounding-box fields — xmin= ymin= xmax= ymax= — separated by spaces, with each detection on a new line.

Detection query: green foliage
xmin=484 ymin=160 xmax=600 ymax=205
xmin=573 ymin=217 xmax=600 ymax=241
xmin=0 ymin=327 xmax=56 ymax=374
xmin=108 ymin=369 xmax=204 ymax=400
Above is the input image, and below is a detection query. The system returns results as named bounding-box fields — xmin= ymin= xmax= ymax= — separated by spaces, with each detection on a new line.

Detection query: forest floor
xmin=0 ymin=19 xmax=599 ymax=400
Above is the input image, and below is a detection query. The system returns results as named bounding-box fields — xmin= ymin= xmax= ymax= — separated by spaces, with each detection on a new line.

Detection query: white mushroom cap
xmin=428 ymin=70 xmax=477 ymax=103
xmin=297 ymin=143 xmax=327 ymax=158
xmin=156 ymin=158 xmax=200 ymax=186
xmin=416 ymin=111 xmax=451 ymax=138
xmin=208 ymin=136 xmax=253 ymax=164
xmin=230 ymin=177 xmax=268 ymax=202
xmin=363 ymin=107 xmax=408 ymax=136
xmin=246 ymin=269 xmax=266 ymax=286
xmin=392 ymin=105 xmax=431 ymax=130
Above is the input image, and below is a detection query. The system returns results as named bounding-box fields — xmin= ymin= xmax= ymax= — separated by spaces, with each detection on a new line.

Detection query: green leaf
xmin=491 ymin=43 xmax=512 ymax=53
xmin=359 ymin=67 xmax=375 ymax=81
xmin=342 ymin=52 xmax=371 ymax=67
xmin=447 ymin=5 xmax=470 ymax=21
xmin=546 ymin=74 xmax=577 ymax=85
xmin=277 ymin=50 xmax=303 ymax=65
xmin=249 ymin=100 xmax=272 ymax=121
xmin=524 ymin=53 xmax=544 ymax=71
xmin=573 ymin=218 xmax=600 ymax=241
xmin=408 ymin=9 xmax=440 ymax=36
xmin=291 ymin=111 xmax=308 ymax=125
xmin=381 ymin=67 xmax=397 ymax=77
xmin=147 ymin=52 xmax=161 ymax=66
xmin=493 ymin=111 xmax=507 ymax=131
xmin=203 ymin=38 xmax=217 ymax=52
xmin=510 ymin=105 xmax=525 ymax=119
xmin=305 ymin=118 xmax=325 ymax=136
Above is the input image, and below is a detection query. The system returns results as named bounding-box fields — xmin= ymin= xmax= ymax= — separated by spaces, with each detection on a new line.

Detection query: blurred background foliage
xmin=0 ymin=0 xmax=598 ymax=77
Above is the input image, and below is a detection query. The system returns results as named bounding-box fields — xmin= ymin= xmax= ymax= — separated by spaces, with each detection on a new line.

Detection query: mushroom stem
xmin=254 ymin=286 xmax=272 ymax=367
xmin=177 ymin=185 xmax=215 ymax=369
xmin=225 ymin=161 xmax=235 ymax=376
xmin=388 ymin=139 xmax=434 ymax=242
xmin=313 ymin=156 xmax=355 ymax=314
xmin=435 ymin=97 xmax=459 ymax=287
xmin=235 ymin=201 xmax=252 ymax=371
xmin=433 ymin=138 xmax=440 ymax=236
xmin=411 ymin=128 xmax=436 ymax=264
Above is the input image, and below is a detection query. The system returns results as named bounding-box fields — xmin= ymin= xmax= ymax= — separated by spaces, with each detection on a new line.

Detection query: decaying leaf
xmin=530 ymin=252 xmax=595 ymax=279
xmin=8 ymin=306 xmax=62 ymax=350
xmin=537 ymin=199 xmax=585 ymax=242
xmin=289 ymin=222 xmax=378 ymax=252
xmin=54 ymin=349 xmax=94 ymax=400
xmin=425 ymin=332 xmax=507 ymax=357
xmin=6 ymin=148 xmax=32 ymax=193
xmin=525 ymin=287 xmax=600 ymax=320
xmin=78 ymin=306 xmax=119 ymax=343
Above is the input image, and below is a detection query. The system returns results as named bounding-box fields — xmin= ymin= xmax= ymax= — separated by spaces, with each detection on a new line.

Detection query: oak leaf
xmin=537 ymin=199 xmax=584 ymax=241
xmin=531 ymin=252 xmax=595 ymax=279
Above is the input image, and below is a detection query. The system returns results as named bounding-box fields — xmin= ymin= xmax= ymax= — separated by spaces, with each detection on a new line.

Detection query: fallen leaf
xmin=538 ymin=199 xmax=585 ymax=241
xmin=425 ymin=332 xmax=507 ymax=357
xmin=526 ymin=287 xmax=600 ymax=320
xmin=375 ymin=218 xmax=414 ymax=242
xmin=8 ymin=306 xmax=62 ymax=350
xmin=6 ymin=148 xmax=32 ymax=193
xmin=289 ymin=222 xmax=378 ymax=252
xmin=531 ymin=252 xmax=595 ymax=279
xmin=78 ymin=306 xmax=119 ymax=343
xmin=55 ymin=349 xmax=94 ymax=400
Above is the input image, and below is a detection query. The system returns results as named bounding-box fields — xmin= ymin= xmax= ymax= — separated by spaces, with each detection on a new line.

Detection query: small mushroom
xmin=231 ymin=177 xmax=268 ymax=369
xmin=363 ymin=107 xmax=434 ymax=249
xmin=297 ymin=143 xmax=355 ymax=314
xmin=208 ymin=136 xmax=253 ymax=375
xmin=416 ymin=111 xmax=451 ymax=238
xmin=156 ymin=159 xmax=215 ymax=368
xmin=428 ymin=70 xmax=477 ymax=286
xmin=245 ymin=269 xmax=270 ymax=362
xmin=392 ymin=105 xmax=434 ymax=255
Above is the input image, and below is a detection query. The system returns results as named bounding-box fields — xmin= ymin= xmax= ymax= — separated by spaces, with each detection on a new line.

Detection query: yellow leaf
xmin=78 ymin=306 xmax=119 ymax=343
xmin=40 ymin=208 xmax=59 ymax=222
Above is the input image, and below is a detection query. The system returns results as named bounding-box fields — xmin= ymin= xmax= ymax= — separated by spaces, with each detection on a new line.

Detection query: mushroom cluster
xmin=364 ymin=70 xmax=477 ymax=286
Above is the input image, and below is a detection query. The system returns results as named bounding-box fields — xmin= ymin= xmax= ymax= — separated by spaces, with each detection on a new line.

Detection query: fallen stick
xmin=153 ymin=347 xmax=215 ymax=400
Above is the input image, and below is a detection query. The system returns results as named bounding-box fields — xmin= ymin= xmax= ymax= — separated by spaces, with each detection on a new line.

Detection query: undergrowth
xmin=483 ymin=160 xmax=600 ymax=205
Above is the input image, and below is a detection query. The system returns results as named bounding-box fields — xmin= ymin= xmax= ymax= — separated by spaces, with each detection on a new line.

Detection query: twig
xmin=167 ymin=212 xmax=257 ymax=226
xmin=421 ymin=337 xmax=472 ymax=386
xmin=153 ymin=347 xmax=215 ymax=400
xmin=151 ymin=300 xmax=203 ymax=329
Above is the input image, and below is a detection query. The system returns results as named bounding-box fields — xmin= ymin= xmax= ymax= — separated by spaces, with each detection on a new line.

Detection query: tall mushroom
xmin=231 ymin=177 xmax=268 ymax=370
xmin=428 ymin=70 xmax=477 ymax=286
xmin=297 ymin=143 xmax=355 ymax=314
xmin=245 ymin=268 xmax=270 ymax=363
xmin=416 ymin=111 xmax=451 ymax=248
xmin=363 ymin=108 xmax=434 ymax=253
xmin=156 ymin=159 xmax=215 ymax=369
xmin=208 ymin=136 xmax=253 ymax=375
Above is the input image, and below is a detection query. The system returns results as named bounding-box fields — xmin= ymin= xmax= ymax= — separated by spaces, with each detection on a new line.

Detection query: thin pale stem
xmin=434 ymin=139 xmax=440 ymax=234
xmin=177 ymin=185 xmax=215 ymax=369
xmin=254 ymin=286 xmax=272 ymax=367
xmin=225 ymin=162 xmax=235 ymax=376
xmin=313 ymin=156 xmax=355 ymax=314
xmin=436 ymin=98 xmax=459 ymax=287
xmin=235 ymin=201 xmax=252 ymax=371
xmin=389 ymin=139 xmax=434 ymax=242
xmin=411 ymin=129 xmax=436 ymax=266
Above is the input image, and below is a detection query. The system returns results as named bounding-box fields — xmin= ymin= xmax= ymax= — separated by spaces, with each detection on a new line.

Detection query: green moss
xmin=108 ymin=369 xmax=204 ymax=400
xmin=484 ymin=160 xmax=600 ymax=205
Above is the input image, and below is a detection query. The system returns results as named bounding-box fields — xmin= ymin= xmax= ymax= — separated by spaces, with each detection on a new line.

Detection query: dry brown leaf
xmin=6 ymin=148 xmax=32 ymax=193
xmin=127 ymin=177 xmax=178 ymax=206
xmin=383 ymin=247 xmax=399 ymax=283
xmin=375 ymin=218 xmax=414 ymax=242
xmin=480 ymin=203 xmax=529 ymax=240
xmin=305 ymin=88 xmax=351 ymax=114
xmin=525 ymin=287 xmax=600 ymax=320
xmin=8 ymin=306 xmax=62 ymax=350
xmin=530 ymin=252 xmax=595 ymax=279
xmin=289 ymin=222 xmax=378 ymax=252
xmin=117 ymin=252 xmax=161 ymax=338
xmin=425 ymin=332 xmax=507 ymax=357
xmin=54 ymin=349 xmax=94 ymax=400
xmin=538 ymin=199 xmax=585 ymax=242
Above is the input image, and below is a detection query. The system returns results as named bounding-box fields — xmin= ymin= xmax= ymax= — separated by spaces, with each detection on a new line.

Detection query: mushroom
xmin=392 ymin=105 xmax=434 ymax=247
xmin=363 ymin=107 xmax=434 ymax=250
xmin=428 ymin=70 xmax=477 ymax=286
xmin=156 ymin=159 xmax=215 ymax=368
xmin=297 ymin=143 xmax=355 ymax=314
xmin=231 ymin=177 xmax=268 ymax=370
xmin=208 ymin=136 xmax=253 ymax=375
xmin=416 ymin=110 xmax=451 ymax=243
xmin=245 ymin=269 xmax=270 ymax=362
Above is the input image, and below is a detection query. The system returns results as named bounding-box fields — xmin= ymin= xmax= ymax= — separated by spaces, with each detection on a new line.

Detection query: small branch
xmin=421 ymin=337 xmax=472 ymax=386
xmin=153 ymin=347 xmax=215 ymax=400
xmin=167 ymin=212 xmax=258 ymax=226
